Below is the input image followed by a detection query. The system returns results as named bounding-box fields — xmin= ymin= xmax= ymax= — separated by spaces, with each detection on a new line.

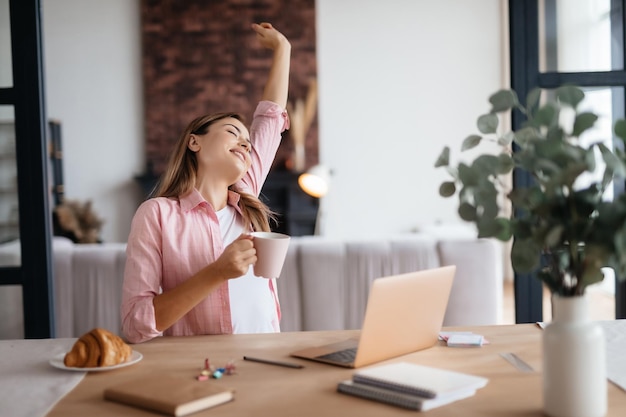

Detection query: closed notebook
xmin=104 ymin=374 xmax=234 ymax=416
xmin=352 ymin=362 xmax=488 ymax=399
xmin=337 ymin=380 xmax=477 ymax=411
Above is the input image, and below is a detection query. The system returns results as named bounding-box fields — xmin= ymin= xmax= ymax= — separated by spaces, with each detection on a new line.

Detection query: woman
xmin=121 ymin=22 xmax=290 ymax=343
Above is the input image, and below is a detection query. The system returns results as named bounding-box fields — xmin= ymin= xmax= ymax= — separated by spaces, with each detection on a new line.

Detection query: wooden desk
xmin=49 ymin=324 xmax=626 ymax=416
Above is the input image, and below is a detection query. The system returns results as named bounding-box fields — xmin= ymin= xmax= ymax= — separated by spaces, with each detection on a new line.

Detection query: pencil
xmin=242 ymin=356 xmax=304 ymax=369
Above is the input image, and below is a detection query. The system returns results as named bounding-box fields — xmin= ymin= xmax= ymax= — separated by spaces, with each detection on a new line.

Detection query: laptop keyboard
xmin=315 ymin=347 xmax=357 ymax=364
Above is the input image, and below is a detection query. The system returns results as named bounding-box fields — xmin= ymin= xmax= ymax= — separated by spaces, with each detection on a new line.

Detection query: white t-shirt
xmin=216 ymin=205 xmax=280 ymax=334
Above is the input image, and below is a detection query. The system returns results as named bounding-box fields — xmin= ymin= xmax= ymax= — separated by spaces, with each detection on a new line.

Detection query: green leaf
xmin=579 ymin=244 xmax=609 ymax=291
xmin=471 ymin=154 xmax=500 ymax=176
xmin=511 ymin=218 xmax=533 ymax=239
xmin=533 ymin=103 xmax=557 ymax=128
xmin=477 ymin=114 xmax=499 ymax=134
xmin=473 ymin=184 xmax=502 ymax=219
xmin=580 ymin=267 xmax=605 ymax=291
xmin=546 ymin=126 xmax=565 ymax=142
xmin=439 ymin=182 xmax=456 ymax=197
xmin=445 ymin=165 xmax=458 ymax=180
xmin=435 ymin=147 xmax=450 ymax=167
xmin=511 ymin=238 xmax=541 ymax=273
xmin=556 ymin=85 xmax=585 ymax=109
xmin=515 ymin=150 xmax=548 ymax=174
xmin=461 ymin=135 xmax=482 ymax=151
xmin=493 ymin=218 xmax=513 ymax=241
xmin=496 ymin=153 xmax=515 ymax=174
xmin=598 ymin=142 xmax=626 ymax=177
xmin=534 ymin=138 xmax=566 ymax=159
xmin=601 ymin=164 xmax=615 ymax=189
xmin=514 ymin=127 xmax=542 ymax=147
xmin=489 ymin=89 xmax=518 ymax=113
xmin=458 ymin=202 xmax=477 ymax=221
xmin=544 ymin=225 xmax=564 ymax=247
xmin=572 ymin=112 xmax=598 ymax=137
xmin=615 ymin=119 xmax=626 ymax=142
xmin=477 ymin=192 xmax=499 ymax=219
xmin=477 ymin=217 xmax=511 ymax=241
xmin=498 ymin=131 xmax=515 ymax=147
xmin=458 ymin=163 xmax=479 ymax=186
xmin=509 ymin=186 xmax=544 ymax=211
xmin=526 ymin=88 xmax=541 ymax=114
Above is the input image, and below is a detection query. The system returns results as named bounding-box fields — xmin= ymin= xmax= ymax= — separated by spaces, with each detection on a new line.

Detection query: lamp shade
xmin=298 ymin=164 xmax=331 ymax=198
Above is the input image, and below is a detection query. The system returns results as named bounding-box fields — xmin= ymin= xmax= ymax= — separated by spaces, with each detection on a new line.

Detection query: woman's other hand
xmin=252 ymin=22 xmax=290 ymax=51
xmin=253 ymin=22 xmax=291 ymax=109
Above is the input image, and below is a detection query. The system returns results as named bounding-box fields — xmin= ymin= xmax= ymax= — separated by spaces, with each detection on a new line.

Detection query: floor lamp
xmin=298 ymin=165 xmax=331 ymax=235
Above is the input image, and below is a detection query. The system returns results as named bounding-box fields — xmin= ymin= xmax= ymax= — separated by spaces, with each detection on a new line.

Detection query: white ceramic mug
xmin=251 ymin=231 xmax=291 ymax=279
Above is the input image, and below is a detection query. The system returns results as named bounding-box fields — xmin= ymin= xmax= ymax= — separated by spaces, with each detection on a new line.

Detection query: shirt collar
xmin=179 ymin=188 xmax=242 ymax=213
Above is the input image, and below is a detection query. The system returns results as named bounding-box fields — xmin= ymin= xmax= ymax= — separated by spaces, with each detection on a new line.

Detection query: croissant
xmin=64 ymin=328 xmax=132 ymax=368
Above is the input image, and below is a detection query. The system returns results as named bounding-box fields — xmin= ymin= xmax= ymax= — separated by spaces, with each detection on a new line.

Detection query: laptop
xmin=290 ymin=265 xmax=456 ymax=368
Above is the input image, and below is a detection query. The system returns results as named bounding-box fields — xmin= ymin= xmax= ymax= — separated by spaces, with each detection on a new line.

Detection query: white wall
xmin=42 ymin=0 xmax=504 ymax=242
xmin=316 ymin=0 xmax=504 ymax=237
xmin=42 ymin=0 xmax=144 ymax=243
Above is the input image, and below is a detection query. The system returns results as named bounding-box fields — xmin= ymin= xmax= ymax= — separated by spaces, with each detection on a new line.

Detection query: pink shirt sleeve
xmin=238 ymin=100 xmax=289 ymax=196
xmin=121 ymin=200 xmax=164 ymax=343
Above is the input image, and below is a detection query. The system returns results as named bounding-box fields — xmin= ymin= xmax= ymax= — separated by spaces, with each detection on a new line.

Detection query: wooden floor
xmin=501 ymin=279 xmax=616 ymax=324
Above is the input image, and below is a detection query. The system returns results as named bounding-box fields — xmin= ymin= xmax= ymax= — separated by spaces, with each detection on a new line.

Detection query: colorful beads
xmin=196 ymin=357 xmax=236 ymax=381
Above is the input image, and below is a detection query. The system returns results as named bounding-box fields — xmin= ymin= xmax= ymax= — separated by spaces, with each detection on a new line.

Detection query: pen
xmin=243 ymin=356 xmax=304 ymax=369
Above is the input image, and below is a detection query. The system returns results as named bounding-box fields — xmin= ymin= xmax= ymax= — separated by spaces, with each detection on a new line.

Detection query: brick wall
xmin=141 ymin=0 xmax=318 ymax=176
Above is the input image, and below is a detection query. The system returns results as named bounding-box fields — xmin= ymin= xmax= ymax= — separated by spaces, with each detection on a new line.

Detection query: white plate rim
xmin=49 ymin=350 xmax=142 ymax=372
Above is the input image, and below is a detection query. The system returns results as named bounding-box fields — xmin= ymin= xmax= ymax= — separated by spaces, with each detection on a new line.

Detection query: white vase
xmin=543 ymin=293 xmax=607 ymax=417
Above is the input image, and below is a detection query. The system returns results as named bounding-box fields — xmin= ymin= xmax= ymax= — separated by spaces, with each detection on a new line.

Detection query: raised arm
xmin=252 ymin=23 xmax=291 ymax=109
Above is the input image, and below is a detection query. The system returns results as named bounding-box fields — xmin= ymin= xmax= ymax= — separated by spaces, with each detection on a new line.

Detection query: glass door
xmin=0 ymin=0 xmax=55 ymax=338
xmin=510 ymin=0 xmax=626 ymax=322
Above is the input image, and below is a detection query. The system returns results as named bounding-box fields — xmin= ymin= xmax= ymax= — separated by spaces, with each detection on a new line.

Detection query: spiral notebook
xmin=338 ymin=362 xmax=488 ymax=411
xmin=337 ymin=380 xmax=477 ymax=411
xmin=290 ymin=266 xmax=456 ymax=368
xmin=352 ymin=362 xmax=488 ymax=398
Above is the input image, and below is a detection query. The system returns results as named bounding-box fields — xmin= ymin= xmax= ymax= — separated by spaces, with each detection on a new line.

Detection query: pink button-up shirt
xmin=121 ymin=101 xmax=289 ymax=343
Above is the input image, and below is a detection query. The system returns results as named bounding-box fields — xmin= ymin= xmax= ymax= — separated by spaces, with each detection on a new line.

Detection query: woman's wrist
xmin=204 ymin=261 xmax=240 ymax=285
xmin=273 ymin=35 xmax=291 ymax=52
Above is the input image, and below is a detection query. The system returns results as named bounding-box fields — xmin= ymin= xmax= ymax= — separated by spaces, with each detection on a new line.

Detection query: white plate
xmin=49 ymin=350 xmax=143 ymax=372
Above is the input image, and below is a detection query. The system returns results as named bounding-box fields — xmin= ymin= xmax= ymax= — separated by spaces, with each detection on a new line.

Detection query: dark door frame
xmin=509 ymin=0 xmax=626 ymax=322
xmin=0 ymin=0 xmax=55 ymax=338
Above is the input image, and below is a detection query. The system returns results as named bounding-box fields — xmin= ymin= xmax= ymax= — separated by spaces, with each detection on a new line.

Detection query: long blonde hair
xmin=153 ymin=112 xmax=273 ymax=232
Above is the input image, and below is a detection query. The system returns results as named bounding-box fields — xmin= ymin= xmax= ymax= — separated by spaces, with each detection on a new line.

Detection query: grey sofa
xmin=0 ymin=233 xmax=503 ymax=339
xmin=276 ymin=234 xmax=503 ymax=332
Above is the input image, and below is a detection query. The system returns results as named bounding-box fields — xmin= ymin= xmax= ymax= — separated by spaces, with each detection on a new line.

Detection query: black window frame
xmin=0 ymin=0 xmax=55 ymax=338
xmin=509 ymin=0 xmax=626 ymax=322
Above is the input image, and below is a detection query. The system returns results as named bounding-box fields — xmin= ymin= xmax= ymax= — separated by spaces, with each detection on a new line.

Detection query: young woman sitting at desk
xmin=121 ymin=22 xmax=291 ymax=344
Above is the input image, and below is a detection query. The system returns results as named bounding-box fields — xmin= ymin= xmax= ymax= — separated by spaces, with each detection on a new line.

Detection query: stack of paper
xmin=337 ymin=362 xmax=488 ymax=411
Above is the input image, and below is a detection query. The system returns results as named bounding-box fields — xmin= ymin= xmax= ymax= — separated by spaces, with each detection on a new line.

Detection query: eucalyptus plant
xmin=435 ymin=86 xmax=626 ymax=296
